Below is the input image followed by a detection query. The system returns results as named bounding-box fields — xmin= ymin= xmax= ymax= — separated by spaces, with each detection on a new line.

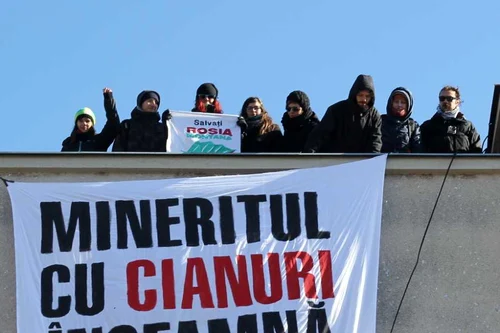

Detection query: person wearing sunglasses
xmin=280 ymin=90 xmax=320 ymax=152
xmin=303 ymin=74 xmax=382 ymax=153
xmin=192 ymin=82 xmax=223 ymax=113
xmin=238 ymin=97 xmax=282 ymax=152
xmin=420 ymin=86 xmax=481 ymax=153
xmin=381 ymin=87 xmax=423 ymax=153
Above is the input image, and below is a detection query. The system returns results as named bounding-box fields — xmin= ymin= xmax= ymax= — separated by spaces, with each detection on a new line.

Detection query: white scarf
xmin=436 ymin=105 xmax=460 ymax=119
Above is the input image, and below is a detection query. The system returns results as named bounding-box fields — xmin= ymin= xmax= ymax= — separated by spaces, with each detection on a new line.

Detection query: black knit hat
xmin=286 ymin=90 xmax=311 ymax=112
xmin=196 ymin=83 xmax=218 ymax=98
xmin=137 ymin=90 xmax=160 ymax=108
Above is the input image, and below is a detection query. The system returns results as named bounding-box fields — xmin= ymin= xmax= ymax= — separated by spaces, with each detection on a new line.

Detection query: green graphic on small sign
xmin=184 ymin=141 xmax=236 ymax=154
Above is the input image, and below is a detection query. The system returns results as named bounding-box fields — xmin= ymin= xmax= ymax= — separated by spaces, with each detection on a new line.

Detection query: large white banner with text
xmin=8 ymin=155 xmax=386 ymax=333
xmin=167 ymin=111 xmax=241 ymax=153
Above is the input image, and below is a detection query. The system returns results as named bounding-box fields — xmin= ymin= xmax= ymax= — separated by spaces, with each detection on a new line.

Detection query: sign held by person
xmin=167 ymin=111 xmax=241 ymax=153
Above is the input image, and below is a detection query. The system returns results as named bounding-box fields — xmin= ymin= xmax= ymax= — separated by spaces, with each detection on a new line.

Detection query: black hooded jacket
xmin=281 ymin=111 xmax=320 ymax=152
xmin=381 ymin=87 xmax=423 ymax=153
xmin=112 ymin=91 xmax=168 ymax=152
xmin=280 ymin=90 xmax=320 ymax=152
xmin=61 ymin=92 xmax=120 ymax=152
xmin=303 ymin=75 xmax=382 ymax=153
xmin=420 ymin=111 xmax=482 ymax=153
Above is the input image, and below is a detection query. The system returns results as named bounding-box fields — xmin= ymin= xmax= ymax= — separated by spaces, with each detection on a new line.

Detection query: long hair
xmin=194 ymin=98 xmax=223 ymax=113
xmin=239 ymin=97 xmax=279 ymax=136
xmin=69 ymin=125 xmax=96 ymax=143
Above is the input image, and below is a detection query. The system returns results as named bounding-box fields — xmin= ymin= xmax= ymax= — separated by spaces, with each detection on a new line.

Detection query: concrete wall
xmin=1 ymin=153 xmax=500 ymax=332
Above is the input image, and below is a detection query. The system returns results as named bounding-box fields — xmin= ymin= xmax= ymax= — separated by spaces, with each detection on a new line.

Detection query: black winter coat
xmin=61 ymin=92 xmax=120 ymax=152
xmin=241 ymin=120 xmax=283 ymax=153
xmin=112 ymin=109 xmax=168 ymax=152
xmin=381 ymin=116 xmax=423 ymax=153
xmin=420 ymin=113 xmax=482 ymax=153
xmin=281 ymin=111 xmax=320 ymax=152
xmin=303 ymin=75 xmax=382 ymax=153
xmin=381 ymin=87 xmax=423 ymax=153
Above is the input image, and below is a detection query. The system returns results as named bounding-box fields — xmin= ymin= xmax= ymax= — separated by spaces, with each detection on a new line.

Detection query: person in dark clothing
xmin=238 ymin=97 xmax=283 ymax=153
xmin=112 ymin=90 xmax=169 ymax=152
xmin=303 ymin=74 xmax=382 ymax=153
xmin=381 ymin=87 xmax=423 ymax=153
xmin=192 ymin=82 xmax=223 ymax=114
xmin=421 ymin=86 xmax=481 ymax=153
xmin=280 ymin=90 xmax=320 ymax=152
xmin=61 ymin=88 xmax=120 ymax=152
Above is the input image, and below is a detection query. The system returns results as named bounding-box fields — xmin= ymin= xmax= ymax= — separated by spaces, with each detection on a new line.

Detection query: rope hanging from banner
xmin=0 ymin=176 xmax=14 ymax=187
xmin=390 ymin=153 xmax=456 ymax=333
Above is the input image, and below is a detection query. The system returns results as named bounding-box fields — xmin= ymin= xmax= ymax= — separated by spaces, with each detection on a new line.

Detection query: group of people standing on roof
xmin=62 ymin=75 xmax=482 ymax=154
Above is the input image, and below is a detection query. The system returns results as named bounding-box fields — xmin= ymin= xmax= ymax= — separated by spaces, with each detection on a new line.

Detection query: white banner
xmin=166 ymin=111 xmax=241 ymax=153
xmin=8 ymin=155 xmax=386 ymax=333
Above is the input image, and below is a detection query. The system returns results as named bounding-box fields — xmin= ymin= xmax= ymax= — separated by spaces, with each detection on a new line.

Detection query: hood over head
xmin=281 ymin=90 xmax=317 ymax=129
xmin=386 ymin=87 xmax=413 ymax=122
xmin=348 ymin=74 xmax=375 ymax=109
xmin=285 ymin=90 xmax=313 ymax=117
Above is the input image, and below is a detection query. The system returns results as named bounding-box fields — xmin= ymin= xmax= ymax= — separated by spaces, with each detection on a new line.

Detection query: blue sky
xmin=1 ymin=0 xmax=499 ymax=152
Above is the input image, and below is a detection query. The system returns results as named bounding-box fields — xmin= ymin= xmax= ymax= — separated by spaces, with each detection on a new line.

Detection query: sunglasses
xmin=286 ymin=106 xmax=301 ymax=113
xmin=198 ymin=94 xmax=215 ymax=99
xmin=439 ymin=96 xmax=456 ymax=102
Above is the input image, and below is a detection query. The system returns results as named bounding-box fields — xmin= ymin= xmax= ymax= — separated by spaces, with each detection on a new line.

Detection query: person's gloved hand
xmin=206 ymin=104 xmax=216 ymax=114
xmin=237 ymin=116 xmax=248 ymax=138
xmin=237 ymin=116 xmax=248 ymax=132
xmin=161 ymin=109 xmax=172 ymax=122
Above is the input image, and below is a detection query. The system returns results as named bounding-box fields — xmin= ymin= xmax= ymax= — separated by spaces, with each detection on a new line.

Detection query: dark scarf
xmin=70 ymin=128 xmax=94 ymax=143
xmin=131 ymin=108 xmax=161 ymax=123
xmin=75 ymin=131 xmax=93 ymax=141
xmin=246 ymin=115 xmax=263 ymax=132
xmin=282 ymin=111 xmax=312 ymax=131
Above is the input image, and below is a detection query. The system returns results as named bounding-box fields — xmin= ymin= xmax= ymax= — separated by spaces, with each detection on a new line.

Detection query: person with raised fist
xmin=61 ymin=87 xmax=120 ymax=152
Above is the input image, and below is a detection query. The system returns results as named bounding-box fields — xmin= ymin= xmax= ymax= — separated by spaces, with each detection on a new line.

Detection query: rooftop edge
xmin=0 ymin=152 xmax=498 ymax=175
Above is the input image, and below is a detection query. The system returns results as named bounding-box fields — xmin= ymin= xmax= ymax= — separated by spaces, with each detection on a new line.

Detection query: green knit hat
xmin=74 ymin=107 xmax=96 ymax=126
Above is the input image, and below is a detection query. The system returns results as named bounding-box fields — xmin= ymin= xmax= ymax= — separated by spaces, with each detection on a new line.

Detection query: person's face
xmin=391 ymin=94 xmax=408 ymax=117
xmin=439 ymin=90 xmax=459 ymax=112
xmin=356 ymin=90 xmax=372 ymax=110
xmin=141 ymin=98 xmax=158 ymax=112
xmin=77 ymin=117 xmax=93 ymax=133
xmin=246 ymin=101 xmax=262 ymax=118
xmin=198 ymin=94 xmax=215 ymax=105
xmin=286 ymin=102 xmax=304 ymax=119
